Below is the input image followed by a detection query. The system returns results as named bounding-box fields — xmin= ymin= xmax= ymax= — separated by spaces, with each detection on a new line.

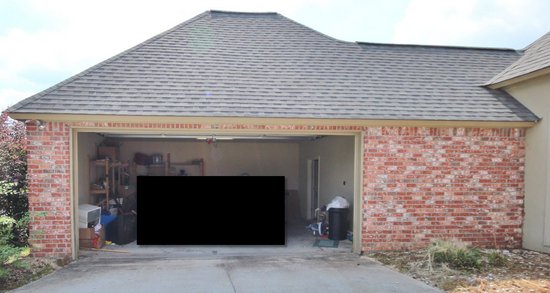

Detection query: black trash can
xmin=328 ymin=208 xmax=348 ymax=240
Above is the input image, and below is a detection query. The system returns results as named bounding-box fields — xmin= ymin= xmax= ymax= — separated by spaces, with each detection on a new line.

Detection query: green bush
xmin=0 ymin=266 xmax=7 ymax=280
xmin=0 ymin=181 xmax=28 ymax=220
xmin=428 ymin=240 xmax=482 ymax=271
xmin=0 ymin=216 xmax=15 ymax=246
xmin=0 ymin=113 xmax=28 ymax=221
xmin=0 ymin=245 xmax=22 ymax=265
xmin=0 ymin=113 xmax=29 ymax=255
xmin=487 ymin=251 xmax=508 ymax=267
xmin=12 ymin=212 xmax=29 ymax=246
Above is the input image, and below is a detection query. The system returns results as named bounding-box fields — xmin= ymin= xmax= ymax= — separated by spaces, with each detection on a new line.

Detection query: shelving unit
xmin=144 ymin=153 xmax=204 ymax=176
xmin=89 ymin=157 xmax=114 ymax=208
xmin=89 ymin=157 xmax=134 ymax=208
xmin=167 ymin=153 xmax=205 ymax=176
xmin=147 ymin=161 xmax=169 ymax=176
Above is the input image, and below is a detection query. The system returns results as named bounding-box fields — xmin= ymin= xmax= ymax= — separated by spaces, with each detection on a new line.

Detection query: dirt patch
xmin=366 ymin=249 xmax=550 ymax=292
xmin=0 ymin=257 xmax=56 ymax=292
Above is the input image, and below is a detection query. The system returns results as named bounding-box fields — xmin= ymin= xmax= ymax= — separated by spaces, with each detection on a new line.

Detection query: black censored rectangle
xmin=137 ymin=176 xmax=286 ymax=245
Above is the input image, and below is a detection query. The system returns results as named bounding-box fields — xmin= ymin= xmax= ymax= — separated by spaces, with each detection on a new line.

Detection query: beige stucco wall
xmin=505 ymin=74 xmax=550 ymax=253
xmin=298 ymin=136 xmax=355 ymax=221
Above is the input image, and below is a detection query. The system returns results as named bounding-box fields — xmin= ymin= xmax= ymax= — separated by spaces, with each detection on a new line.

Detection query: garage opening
xmin=75 ymin=131 xmax=358 ymax=256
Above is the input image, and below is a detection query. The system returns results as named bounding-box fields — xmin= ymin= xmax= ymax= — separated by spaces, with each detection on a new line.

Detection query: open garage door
xmin=74 ymin=131 xmax=361 ymax=257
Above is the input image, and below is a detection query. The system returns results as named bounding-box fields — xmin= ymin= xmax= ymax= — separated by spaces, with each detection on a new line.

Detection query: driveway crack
xmin=223 ymin=266 xmax=237 ymax=293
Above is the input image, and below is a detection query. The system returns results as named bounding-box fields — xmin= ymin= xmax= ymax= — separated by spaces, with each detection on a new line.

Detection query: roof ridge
xmin=209 ymin=10 xmax=278 ymax=15
xmin=276 ymin=13 xmax=356 ymax=45
xmin=357 ymin=41 xmax=518 ymax=52
xmin=8 ymin=11 xmax=211 ymax=113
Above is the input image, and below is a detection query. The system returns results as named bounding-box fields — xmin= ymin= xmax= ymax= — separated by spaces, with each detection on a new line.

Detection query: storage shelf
xmin=90 ymin=189 xmax=107 ymax=195
xmin=89 ymin=150 xmax=132 ymax=207
xmin=167 ymin=155 xmax=204 ymax=176
xmin=146 ymin=154 xmax=205 ymax=176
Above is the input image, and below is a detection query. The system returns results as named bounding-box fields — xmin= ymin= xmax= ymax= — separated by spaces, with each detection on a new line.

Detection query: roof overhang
xmin=8 ymin=113 xmax=537 ymax=129
xmin=487 ymin=66 xmax=550 ymax=89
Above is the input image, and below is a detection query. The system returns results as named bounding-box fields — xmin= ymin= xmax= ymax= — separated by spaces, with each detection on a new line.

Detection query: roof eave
xmin=7 ymin=113 xmax=538 ymax=129
xmin=487 ymin=66 xmax=550 ymax=89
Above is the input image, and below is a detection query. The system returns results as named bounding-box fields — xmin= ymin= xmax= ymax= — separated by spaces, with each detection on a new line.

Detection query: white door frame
xmin=307 ymin=157 xmax=321 ymax=220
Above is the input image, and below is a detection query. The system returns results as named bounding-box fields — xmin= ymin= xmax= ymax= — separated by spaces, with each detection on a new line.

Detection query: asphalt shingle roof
xmin=487 ymin=32 xmax=550 ymax=86
xmin=359 ymin=43 xmax=535 ymax=121
xmin=8 ymin=10 xmax=538 ymax=122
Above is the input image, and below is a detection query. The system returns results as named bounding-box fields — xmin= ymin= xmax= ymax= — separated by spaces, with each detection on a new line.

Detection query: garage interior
xmin=76 ymin=131 xmax=357 ymax=253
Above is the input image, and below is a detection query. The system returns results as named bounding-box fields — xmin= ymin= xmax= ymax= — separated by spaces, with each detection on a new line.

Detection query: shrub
xmin=0 ymin=245 xmax=22 ymax=265
xmin=0 ymin=112 xmax=28 ymax=221
xmin=0 ymin=216 xmax=24 ymax=266
xmin=428 ymin=240 xmax=482 ymax=271
xmin=487 ymin=251 xmax=508 ymax=267
xmin=0 ymin=216 xmax=15 ymax=246
xmin=12 ymin=212 xmax=29 ymax=246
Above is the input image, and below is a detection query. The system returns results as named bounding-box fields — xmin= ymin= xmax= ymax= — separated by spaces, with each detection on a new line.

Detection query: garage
xmin=8 ymin=10 xmax=533 ymax=260
xmin=75 ymin=129 xmax=362 ymax=256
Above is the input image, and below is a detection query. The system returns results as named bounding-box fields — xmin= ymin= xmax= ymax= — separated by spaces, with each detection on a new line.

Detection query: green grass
xmin=486 ymin=251 xmax=508 ymax=267
xmin=12 ymin=259 xmax=31 ymax=270
xmin=0 ymin=246 xmax=56 ymax=291
xmin=0 ymin=267 xmax=7 ymax=279
xmin=428 ymin=240 xmax=482 ymax=271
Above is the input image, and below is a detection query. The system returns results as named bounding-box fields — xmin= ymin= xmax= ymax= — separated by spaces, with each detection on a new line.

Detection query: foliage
xmin=11 ymin=212 xmax=29 ymax=246
xmin=487 ymin=251 xmax=508 ymax=267
xmin=0 ymin=266 xmax=6 ymax=279
xmin=0 ymin=216 xmax=25 ymax=267
xmin=0 ymin=112 xmax=29 ymax=253
xmin=0 ymin=216 xmax=16 ymax=246
xmin=0 ymin=112 xmax=28 ymax=220
xmin=428 ymin=239 xmax=482 ymax=271
xmin=0 ymin=245 xmax=23 ymax=266
xmin=12 ymin=258 xmax=31 ymax=270
xmin=0 ymin=247 xmax=51 ymax=291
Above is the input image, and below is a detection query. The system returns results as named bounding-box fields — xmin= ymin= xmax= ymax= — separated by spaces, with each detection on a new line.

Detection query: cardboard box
xmin=79 ymin=227 xmax=105 ymax=249
xmin=148 ymin=165 xmax=165 ymax=176
xmin=98 ymin=146 xmax=119 ymax=161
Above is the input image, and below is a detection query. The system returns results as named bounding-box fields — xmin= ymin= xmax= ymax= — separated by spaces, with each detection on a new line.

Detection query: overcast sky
xmin=1 ymin=0 xmax=550 ymax=111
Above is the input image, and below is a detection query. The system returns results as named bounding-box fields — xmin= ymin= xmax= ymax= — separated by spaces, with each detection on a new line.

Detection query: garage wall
xmin=363 ymin=127 xmax=525 ymax=251
xmin=504 ymin=74 xmax=550 ymax=253
xmin=77 ymin=133 xmax=104 ymax=205
xmin=26 ymin=119 xmax=527 ymax=258
xmin=298 ymin=136 xmax=355 ymax=220
xmin=116 ymin=140 xmax=300 ymax=190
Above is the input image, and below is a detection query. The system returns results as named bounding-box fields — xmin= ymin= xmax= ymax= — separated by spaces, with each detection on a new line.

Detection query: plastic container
xmin=328 ymin=208 xmax=349 ymax=240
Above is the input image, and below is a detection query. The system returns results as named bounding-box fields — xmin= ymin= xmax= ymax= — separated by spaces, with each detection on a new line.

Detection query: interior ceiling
xmin=100 ymin=133 xmax=324 ymax=142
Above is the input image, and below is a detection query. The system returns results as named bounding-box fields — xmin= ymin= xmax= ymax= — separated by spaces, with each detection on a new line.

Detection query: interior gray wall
xmin=116 ymin=139 xmax=300 ymax=190
xmin=77 ymin=134 xmax=354 ymax=226
xmin=298 ymin=136 xmax=355 ymax=223
xmin=77 ymin=133 xmax=104 ymax=205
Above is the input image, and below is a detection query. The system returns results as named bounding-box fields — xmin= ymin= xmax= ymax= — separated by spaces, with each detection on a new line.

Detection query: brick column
xmin=26 ymin=122 xmax=72 ymax=258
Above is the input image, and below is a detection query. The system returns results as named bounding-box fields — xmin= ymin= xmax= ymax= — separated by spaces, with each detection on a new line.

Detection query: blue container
xmin=101 ymin=214 xmax=116 ymax=226
xmin=101 ymin=215 xmax=117 ymax=241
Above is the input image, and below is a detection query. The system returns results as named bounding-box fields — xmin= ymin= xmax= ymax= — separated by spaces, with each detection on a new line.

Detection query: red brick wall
xmin=25 ymin=121 xmax=364 ymax=258
xmin=362 ymin=127 xmax=525 ymax=251
xmin=25 ymin=121 xmax=525 ymax=258
xmin=26 ymin=122 xmax=72 ymax=258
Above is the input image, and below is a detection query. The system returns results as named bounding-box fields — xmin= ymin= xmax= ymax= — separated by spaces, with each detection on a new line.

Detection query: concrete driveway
xmin=11 ymin=247 xmax=440 ymax=293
